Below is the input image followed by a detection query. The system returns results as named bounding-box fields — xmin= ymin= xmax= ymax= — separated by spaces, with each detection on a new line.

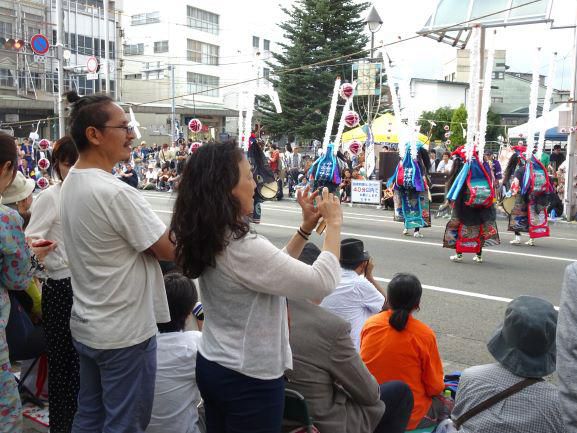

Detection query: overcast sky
xmin=231 ymin=0 xmax=576 ymax=90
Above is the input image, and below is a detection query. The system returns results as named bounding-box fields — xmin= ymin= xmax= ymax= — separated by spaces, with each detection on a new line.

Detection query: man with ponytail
xmin=360 ymin=274 xmax=446 ymax=431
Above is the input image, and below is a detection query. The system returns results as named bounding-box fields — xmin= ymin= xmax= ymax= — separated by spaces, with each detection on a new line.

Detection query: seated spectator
xmin=119 ymin=162 xmax=139 ymax=189
xmin=320 ymin=238 xmax=385 ymax=350
xmin=360 ymin=274 xmax=445 ymax=430
xmin=285 ymin=243 xmax=413 ymax=433
xmin=340 ymin=168 xmax=352 ymax=202
xmin=167 ymin=169 xmax=180 ymax=192
xmin=352 ymin=167 xmax=364 ymax=180
xmin=143 ymin=164 xmax=158 ymax=190
xmin=558 ymin=262 xmax=577 ymax=432
xmin=147 ymin=274 xmax=203 ymax=433
xmin=452 ymin=296 xmax=565 ymax=433
xmin=157 ymin=166 xmax=170 ymax=191
xmin=436 ymin=151 xmax=453 ymax=173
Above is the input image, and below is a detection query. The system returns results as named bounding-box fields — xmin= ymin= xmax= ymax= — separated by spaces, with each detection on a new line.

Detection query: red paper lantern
xmin=444 ymin=125 xmax=450 ymax=131
xmin=339 ymin=83 xmax=354 ymax=100
xmin=190 ymin=141 xmax=202 ymax=153
xmin=444 ymin=132 xmax=450 ymax=138
xmin=446 ymin=139 xmax=451 ymax=145
xmin=37 ymin=177 xmax=49 ymax=190
xmin=37 ymin=158 xmax=50 ymax=170
xmin=347 ymin=140 xmax=362 ymax=156
xmin=38 ymin=139 xmax=50 ymax=150
xmin=188 ymin=118 xmax=202 ymax=133
xmin=344 ymin=111 xmax=360 ymax=128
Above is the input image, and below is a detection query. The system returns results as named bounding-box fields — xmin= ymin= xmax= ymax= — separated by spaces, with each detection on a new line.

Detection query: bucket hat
xmin=1 ymin=172 xmax=35 ymax=205
xmin=340 ymin=238 xmax=370 ymax=266
xmin=487 ymin=295 xmax=557 ymax=378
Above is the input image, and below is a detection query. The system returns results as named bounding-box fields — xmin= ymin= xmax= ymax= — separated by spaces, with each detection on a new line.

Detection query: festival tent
xmin=341 ymin=112 xmax=429 ymax=145
xmin=508 ymin=105 xmax=570 ymax=142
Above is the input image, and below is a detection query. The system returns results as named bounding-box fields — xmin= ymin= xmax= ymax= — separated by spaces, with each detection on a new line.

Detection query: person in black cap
xmin=320 ymin=238 xmax=385 ymax=351
xmin=451 ymin=296 xmax=565 ymax=433
xmin=284 ymin=243 xmax=414 ymax=433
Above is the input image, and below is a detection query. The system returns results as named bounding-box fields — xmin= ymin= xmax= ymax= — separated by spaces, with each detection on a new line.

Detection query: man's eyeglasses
xmin=101 ymin=125 xmax=135 ymax=135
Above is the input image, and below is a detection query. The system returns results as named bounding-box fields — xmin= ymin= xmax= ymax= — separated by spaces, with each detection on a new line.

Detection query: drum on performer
xmin=501 ymin=196 xmax=516 ymax=215
xmin=256 ymin=177 xmax=279 ymax=200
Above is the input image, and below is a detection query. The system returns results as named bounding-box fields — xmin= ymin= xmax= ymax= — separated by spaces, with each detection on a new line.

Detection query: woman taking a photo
xmin=170 ymin=142 xmax=343 ymax=433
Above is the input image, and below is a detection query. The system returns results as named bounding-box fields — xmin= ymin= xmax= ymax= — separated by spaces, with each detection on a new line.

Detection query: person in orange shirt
xmin=360 ymin=274 xmax=446 ymax=430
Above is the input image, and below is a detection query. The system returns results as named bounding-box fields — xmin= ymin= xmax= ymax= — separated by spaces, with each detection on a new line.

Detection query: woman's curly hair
xmin=170 ymin=142 xmax=249 ymax=278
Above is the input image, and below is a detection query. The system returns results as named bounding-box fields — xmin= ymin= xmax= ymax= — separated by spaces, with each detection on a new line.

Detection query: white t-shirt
xmin=320 ymin=269 xmax=385 ymax=351
xmin=147 ymin=331 xmax=203 ymax=433
xmin=437 ymin=159 xmax=453 ymax=173
xmin=26 ymin=183 xmax=71 ymax=280
xmin=60 ymin=168 xmax=170 ymax=349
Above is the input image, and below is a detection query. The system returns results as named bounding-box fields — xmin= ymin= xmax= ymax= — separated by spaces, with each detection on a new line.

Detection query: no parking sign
xmin=30 ymin=34 xmax=49 ymax=55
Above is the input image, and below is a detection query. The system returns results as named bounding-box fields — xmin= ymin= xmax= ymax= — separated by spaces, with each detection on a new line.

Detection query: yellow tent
xmin=341 ymin=112 xmax=429 ymax=145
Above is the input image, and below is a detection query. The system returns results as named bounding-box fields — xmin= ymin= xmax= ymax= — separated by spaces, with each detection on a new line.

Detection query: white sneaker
xmin=450 ymin=254 xmax=463 ymax=263
xmin=473 ymin=255 xmax=483 ymax=263
xmin=510 ymin=238 xmax=521 ymax=245
xmin=413 ymin=231 xmax=423 ymax=238
xmin=402 ymin=229 xmax=409 ymax=236
xmin=525 ymin=239 xmax=535 ymax=246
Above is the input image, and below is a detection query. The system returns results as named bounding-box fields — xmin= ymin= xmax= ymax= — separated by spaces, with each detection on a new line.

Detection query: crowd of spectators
xmin=1 ymin=106 xmax=577 ymax=433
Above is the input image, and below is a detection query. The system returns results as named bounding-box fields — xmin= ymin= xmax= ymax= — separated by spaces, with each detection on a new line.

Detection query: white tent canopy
xmin=508 ymin=104 xmax=571 ymax=139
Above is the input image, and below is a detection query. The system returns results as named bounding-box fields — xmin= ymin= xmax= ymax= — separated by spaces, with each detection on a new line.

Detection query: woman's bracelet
xmin=297 ymin=228 xmax=310 ymax=241
xmin=299 ymin=226 xmax=313 ymax=236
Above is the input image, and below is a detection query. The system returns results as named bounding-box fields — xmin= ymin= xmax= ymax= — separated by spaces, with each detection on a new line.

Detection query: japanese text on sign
xmin=351 ymin=180 xmax=381 ymax=204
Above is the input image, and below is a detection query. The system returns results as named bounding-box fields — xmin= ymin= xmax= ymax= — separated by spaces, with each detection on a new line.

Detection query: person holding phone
xmin=26 ymin=136 xmax=80 ymax=433
xmin=170 ymin=142 xmax=343 ymax=433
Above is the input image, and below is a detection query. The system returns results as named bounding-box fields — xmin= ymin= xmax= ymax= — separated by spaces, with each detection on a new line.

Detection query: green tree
xmin=418 ymin=106 xmax=454 ymax=142
xmin=257 ymin=0 xmax=369 ymax=142
xmin=449 ymin=104 xmax=468 ymax=149
xmin=486 ymin=110 xmax=504 ymax=143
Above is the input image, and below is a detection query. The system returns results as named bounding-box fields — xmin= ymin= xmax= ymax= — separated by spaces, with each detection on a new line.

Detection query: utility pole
xmin=477 ymin=25 xmax=486 ymax=128
xmin=170 ymin=64 xmax=176 ymax=141
xmin=104 ymin=0 xmax=110 ymax=95
xmin=56 ymin=0 xmax=65 ymax=138
xmin=564 ymin=20 xmax=577 ymax=221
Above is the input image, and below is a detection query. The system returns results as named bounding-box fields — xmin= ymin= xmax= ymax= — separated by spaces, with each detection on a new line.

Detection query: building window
xmin=0 ymin=22 xmax=12 ymax=37
xmin=187 ymin=72 xmax=219 ymax=97
xmin=78 ymin=35 xmax=94 ymax=55
xmin=186 ymin=39 xmax=219 ymax=65
xmin=154 ymin=40 xmax=169 ymax=53
xmin=124 ymin=43 xmax=144 ymax=56
xmin=491 ymin=96 xmax=504 ymax=104
xmin=263 ymin=39 xmax=270 ymax=51
xmin=124 ymin=73 xmax=143 ymax=80
xmin=0 ymin=68 xmax=14 ymax=87
xmin=262 ymin=67 xmax=270 ymax=80
xmin=186 ymin=6 xmax=219 ymax=35
xmin=145 ymin=70 xmax=164 ymax=80
xmin=75 ymin=75 xmax=94 ymax=95
xmin=28 ymin=27 xmax=40 ymax=39
xmin=492 ymin=71 xmax=504 ymax=80
xmin=252 ymin=36 xmax=259 ymax=48
xmin=131 ymin=11 xmax=160 ymax=25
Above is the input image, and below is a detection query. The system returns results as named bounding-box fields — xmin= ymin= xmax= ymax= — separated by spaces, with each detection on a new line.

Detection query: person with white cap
xmin=2 ymin=171 xmax=36 ymax=227
xmin=450 ymin=296 xmax=565 ymax=433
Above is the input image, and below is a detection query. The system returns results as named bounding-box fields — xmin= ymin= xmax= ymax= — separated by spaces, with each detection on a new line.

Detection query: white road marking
xmin=152 ymin=208 xmax=562 ymax=309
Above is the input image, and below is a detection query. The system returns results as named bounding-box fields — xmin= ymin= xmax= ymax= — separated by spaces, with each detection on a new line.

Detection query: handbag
xmin=435 ymin=378 xmax=542 ymax=432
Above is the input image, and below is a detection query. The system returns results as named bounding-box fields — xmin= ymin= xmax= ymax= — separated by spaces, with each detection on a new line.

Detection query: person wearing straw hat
xmin=451 ymin=296 xmax=565 ymax=433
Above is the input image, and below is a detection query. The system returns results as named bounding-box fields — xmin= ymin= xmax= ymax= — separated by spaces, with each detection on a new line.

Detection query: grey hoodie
xmin=557 ymin=262 xmax=577 ymax=433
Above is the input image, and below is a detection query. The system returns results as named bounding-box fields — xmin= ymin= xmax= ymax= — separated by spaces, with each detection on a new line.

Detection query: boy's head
xmin=157 ymin=273 xmax=199 ymax=333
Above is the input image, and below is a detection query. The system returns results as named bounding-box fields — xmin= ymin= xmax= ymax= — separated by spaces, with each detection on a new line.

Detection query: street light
xmin=365 ymin=5 xmax=383 ymax=58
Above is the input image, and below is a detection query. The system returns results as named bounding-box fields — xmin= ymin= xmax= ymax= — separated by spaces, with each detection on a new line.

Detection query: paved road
xmin=144 ymin=191 xmax=577 ymax=373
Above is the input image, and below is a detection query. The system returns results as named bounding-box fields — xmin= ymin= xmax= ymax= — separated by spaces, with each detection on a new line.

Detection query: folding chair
xmin=284 ymin=389 xmax=315 ymax=433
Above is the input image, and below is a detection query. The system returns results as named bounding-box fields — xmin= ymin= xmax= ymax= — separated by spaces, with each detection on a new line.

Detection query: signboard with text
xmin=351 ymin=180 xmax=381 ymax=204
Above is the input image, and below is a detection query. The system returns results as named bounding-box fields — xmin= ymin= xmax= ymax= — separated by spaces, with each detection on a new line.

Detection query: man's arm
xmin=364 ymin=258 xmax=386 ymax=298
xmin=147 ymin=229 xmax=175 ymax=261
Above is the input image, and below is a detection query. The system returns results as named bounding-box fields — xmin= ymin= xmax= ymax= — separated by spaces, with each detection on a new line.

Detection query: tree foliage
xmin=449 ymin=104 xmax=468 ymax=149
xmin=418 ymin=106 xmax=454 ymax=142
xmin=258 ymin=0 xmax=369 ymax=142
